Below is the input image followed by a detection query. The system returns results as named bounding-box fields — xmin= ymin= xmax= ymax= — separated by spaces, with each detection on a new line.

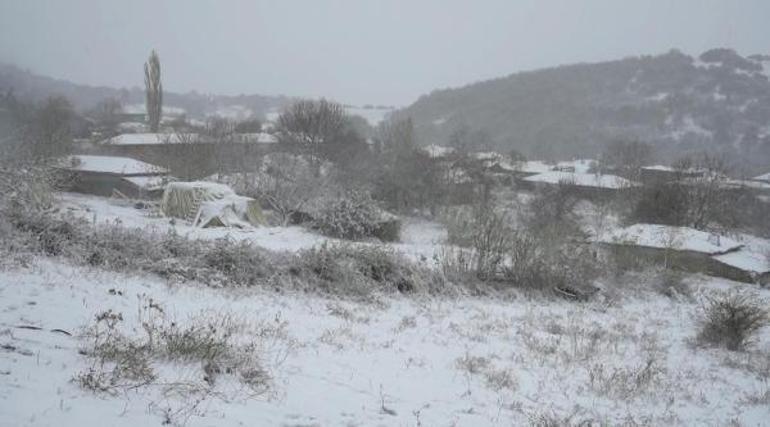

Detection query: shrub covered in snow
xmin=290 ymin=243 xmax=446 ymax=298
xmin=314 ymin=190 xmax=399 ymax=241
xmin=503 ymin=230 xmax=597 ymax=296
xmin=652 ymin=269 xmax=690 ymax=300
xmin=696 ymin=292 xmax=767 ymax=351
xmin=76 ymin=302 xmax=277 ymax=408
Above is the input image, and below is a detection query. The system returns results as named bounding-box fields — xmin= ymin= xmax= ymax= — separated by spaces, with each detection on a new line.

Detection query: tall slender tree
xmin=144 ymin=50 xmax=163 ymax=132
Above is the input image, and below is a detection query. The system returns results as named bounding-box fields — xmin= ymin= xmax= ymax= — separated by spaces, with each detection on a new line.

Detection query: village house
xmin=94 ymin=132 xmax=280 ymax=178
xmin=56 ymin=154 xmax=170 ymax=199
xmin=594 ymin=223 xmax=770 ymax=285
xmin=519 ymin=170 xmax=639 ymax=200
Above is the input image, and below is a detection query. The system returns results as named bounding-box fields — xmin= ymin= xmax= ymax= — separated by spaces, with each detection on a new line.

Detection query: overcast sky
xmin=0 ymin=0 xmax=768 ymax=105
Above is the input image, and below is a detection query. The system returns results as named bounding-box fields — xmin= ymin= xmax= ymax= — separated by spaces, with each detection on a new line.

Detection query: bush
xmin=503 ymin=230 xmax=597 ymax=296
xmin=2 ymin=207 xmax=442 ymax=298
xmin=471 ymin=210 xmax=512 ymax=280
xmin=525 ymin=183 xmax=584 ymax=241
xmin=314 ymin=190 xmax=393 ymax=241
xmin=652 ymin=269 xmax=690 ymax=299
xmin=76 ymin=304 xmax=274 ymax=401
xmin=9 ymin=211 xmax=84 ymax=256
xmin=696 ymin=293 xmax=767 ymax=351
xmin=202 ymin=239 xmax=273 ymax=287
xmin=439 ymin=206 xmax=476 ymax=247
xmin=292 ymin=243 xmax=445 ymax=297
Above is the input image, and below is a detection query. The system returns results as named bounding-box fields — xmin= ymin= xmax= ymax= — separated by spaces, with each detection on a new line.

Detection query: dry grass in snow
xmin=1 ymin=257 xmax=769 ymax=426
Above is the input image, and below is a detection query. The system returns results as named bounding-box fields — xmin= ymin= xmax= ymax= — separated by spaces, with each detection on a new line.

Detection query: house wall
xmin=515 ymin=179 xmax=631 ymax=202
xmin=94 ymin=142 xmax=284 ymax=179
xmin=65 ymin=173 xmax=142 ymax=199
xmin=598 ymin=243 xmax=760 ymax=284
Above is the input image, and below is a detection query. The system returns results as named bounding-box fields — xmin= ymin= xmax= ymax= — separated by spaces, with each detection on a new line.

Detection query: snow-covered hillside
xmin=2 ymin=256 xmax=769 ymax=426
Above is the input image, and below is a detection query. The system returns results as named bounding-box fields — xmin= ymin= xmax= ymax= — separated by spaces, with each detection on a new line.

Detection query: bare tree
xmin=27 ymin=96 xmax=75 ymax=160
xmin=448 ymin=124 xmax=472 ymax=157
xmin=276 ymin=99 xmax=347 ymax=175
xmin=250 ymin=153 xmax=323 ymax=225
xmin=144 ymin=50 xmax=163 ymax=132
xmin=374 ymin=117 xmax=444 ymax=213
xmin=599 ymin=139 xmax=653 ymax=179
xmin=90 ymin=97 xmax=122 ymax=136
xmin=677 ymin=154 xmax=733 ymax=230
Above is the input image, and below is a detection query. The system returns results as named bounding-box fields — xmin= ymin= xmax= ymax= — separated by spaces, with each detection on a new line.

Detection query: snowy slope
xmin=2 ymin=258 xmax=769 ymax=426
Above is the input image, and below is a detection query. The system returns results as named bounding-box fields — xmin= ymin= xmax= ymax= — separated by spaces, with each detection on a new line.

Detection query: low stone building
xmin=93 ymin=132 xmax=282 ymax=179
xmin=56 ymin=155 xmax=170 ymax=199
xmin=594 ymin=223 xmax=769 ymax=285
xmin=518 ymin=171 xmax=639 ymax=200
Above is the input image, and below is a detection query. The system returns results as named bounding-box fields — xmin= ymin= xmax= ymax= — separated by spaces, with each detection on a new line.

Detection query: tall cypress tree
xmin=144 ymin=50 xmax=162 ymax=132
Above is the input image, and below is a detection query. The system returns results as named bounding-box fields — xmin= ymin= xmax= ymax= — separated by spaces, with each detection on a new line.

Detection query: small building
xmin=639 ymin=165 xmax=708 ymax=185
xmin=56 ymin=155 xmax=170 ymax=199
xmin=96 ymin=132 xmax=281 ymax=178
xmin=117 ymin=104 xmax=187 ymax=124
xmin=752 ymin=172 xmax=770 ymax=184
xmin=712 ymin=249 xmax=770 ymax=285
xmin=594 ymin=223 xmax=768 ymax=284
xmin=422 ymin=144 xmax=455 ymax=160
xmin=519 ymin=171 xmax=639 ymax=199
xmin=718 ymin=178 xmax=770 ymax=196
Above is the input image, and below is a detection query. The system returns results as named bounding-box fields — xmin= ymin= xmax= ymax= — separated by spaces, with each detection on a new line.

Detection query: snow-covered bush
xmin=439 ymin=205 xmax=479 ymax=247
xmin=696 ymin=292 xmax=767 ymax=351
xmin=201 ymin=239 xmax=274 ymax=287
xmin=652 ymin=269 xmax=690 ymax=300
xmin=503 ymin=230 xmax=597 ymax=296
xmin=9 ymin=211 xmax=84 ymax=257
xmin=291 ymin=243 xmax=445 ymax=297
xmin=76 ymin=303 xmax=274 ymax=408
xmin=439 ymin=206 xmax=514 ymax=280
xmin=314 ymin=190 xmax=391 ymax=240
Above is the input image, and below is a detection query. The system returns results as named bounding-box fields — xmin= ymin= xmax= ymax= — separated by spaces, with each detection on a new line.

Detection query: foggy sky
xmin=0 ymin=0 xmax=768 ymax=106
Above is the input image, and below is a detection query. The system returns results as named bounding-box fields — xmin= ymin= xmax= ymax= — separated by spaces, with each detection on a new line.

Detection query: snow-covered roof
xmin=60 ymin=155 xmax=167 ymax=176
xmin=103 ymin=132 xmax=278 ymax=146
xmin=596 ymin=224 xmax=743 ymax=255
xmin=232 ymin=133 xmax=279 ymax=144
xmin=122 ymin=176 xmax=169 ymax=190
xmin=121 ymin=104 xmax=186 ymax=116
xmin=556 ymin=159 xmax=594 ymax=174
xmin=470 ymin=151 xmax=503 ymax=161
xmin=117 ymin=122 xmax=148 ymax=133
xmin=720 ymin=179 xmax=770 ymax=191
xmin=752 ymin=172 xmax=770 ymax=182
xmin=642 ymin=165 xmax=676 ymax=172
xmin=166 ymin=181 xmax=235 ymax=197
xmin=423 ymin=144 xmax=455 ymax=158
xmin=713 ymin=249 xmax=770 ymax=275
xmin=103 ymin=133 xmax=197 ymax=146
xmin=523 ymin=171 xmax=637 ymax=189
xmin=515 ymin=161 xmax=553 ymax=174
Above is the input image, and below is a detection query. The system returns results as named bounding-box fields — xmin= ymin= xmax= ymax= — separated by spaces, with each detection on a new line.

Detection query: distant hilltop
xmin=395 ymin=48 xmax=770 ymax=170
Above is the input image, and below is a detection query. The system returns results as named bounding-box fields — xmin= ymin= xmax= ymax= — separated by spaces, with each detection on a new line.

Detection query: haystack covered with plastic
xmin=160 ymin=181 xmax=265 ymax=228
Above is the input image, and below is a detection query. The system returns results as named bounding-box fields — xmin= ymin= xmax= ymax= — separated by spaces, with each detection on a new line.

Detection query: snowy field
xmin=2 ymin=257 xmax=770 ymax=426
xmin=1 ymin=193 xmax=769 ymax=426
xmin=57 ymin=192 xmax=448 ymax=263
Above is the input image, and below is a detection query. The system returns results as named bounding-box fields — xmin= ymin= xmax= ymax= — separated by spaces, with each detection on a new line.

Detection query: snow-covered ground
xmin=57 ymin=192 xmax=448 ymax=263
xmin=2 ymin=256 xmax=769 ymax=426
xmin=3 ymin=192 xmax=770 ymax=426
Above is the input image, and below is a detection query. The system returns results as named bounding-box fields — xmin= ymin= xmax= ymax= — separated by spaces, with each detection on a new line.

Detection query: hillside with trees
xmin=396 ymin=49 xmax=770 ymax=174
xmin=0 ymin=62 xmax=291 ymax=119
